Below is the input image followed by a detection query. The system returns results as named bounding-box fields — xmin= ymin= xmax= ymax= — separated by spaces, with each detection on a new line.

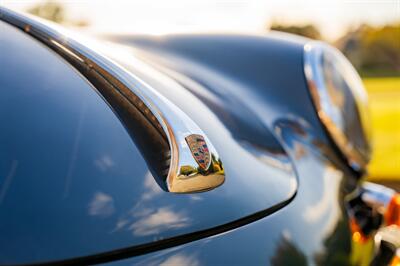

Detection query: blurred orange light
xmin=385 ymin=194 xmax=400 ymax=226
xmin=390 ymin=254 xmax=400 ymax=266
xmin=352 ymin=231 xmax=361 ymax=242
xmin=349 ymin=218 xmax=371 ymax=243
xmin=395 ymin=195 xmax=400 ymax=205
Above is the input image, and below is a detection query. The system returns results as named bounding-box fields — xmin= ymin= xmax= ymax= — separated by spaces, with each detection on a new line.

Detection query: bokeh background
xmin=3 ymin=0 xmax=400 ymax=188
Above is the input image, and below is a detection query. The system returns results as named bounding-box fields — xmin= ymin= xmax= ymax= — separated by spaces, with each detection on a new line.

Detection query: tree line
xmin=270 ymin=23 xmax=400 ymax=77
xmin=26 ymin=1 xmax=399 ymax=77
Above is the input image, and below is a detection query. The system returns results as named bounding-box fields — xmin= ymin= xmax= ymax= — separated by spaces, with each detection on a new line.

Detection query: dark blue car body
xmin=1 ymin=8 xmax=392 ymax=266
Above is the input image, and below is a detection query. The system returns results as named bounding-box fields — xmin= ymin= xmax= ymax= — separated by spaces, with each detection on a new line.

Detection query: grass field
xmin=363 ymin=77 xmax=400 ymax=181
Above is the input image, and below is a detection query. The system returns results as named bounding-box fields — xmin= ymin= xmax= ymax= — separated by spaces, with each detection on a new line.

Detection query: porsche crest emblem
xmin=185 ymin=134 xmax=211 ymax=170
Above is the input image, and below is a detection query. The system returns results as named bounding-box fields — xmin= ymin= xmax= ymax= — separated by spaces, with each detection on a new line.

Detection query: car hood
xmin=0 ymin=10 xmax=314 ymax=265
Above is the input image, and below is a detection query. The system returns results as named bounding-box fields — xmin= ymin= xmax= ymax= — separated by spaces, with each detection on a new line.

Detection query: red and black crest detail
xmin=185 ymin=134 xmax=211 ymax=170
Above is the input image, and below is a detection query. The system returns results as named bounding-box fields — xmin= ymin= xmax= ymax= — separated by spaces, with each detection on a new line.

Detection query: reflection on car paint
xmin=113 ymin=122 xmax=356 ymax=265
xmin=88 ymin=192 xmax=115 ymax=218
xmin=0 ymin=20 xmax=298 ymax=264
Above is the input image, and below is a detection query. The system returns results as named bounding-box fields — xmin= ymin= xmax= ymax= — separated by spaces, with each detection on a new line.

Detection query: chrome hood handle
xmin=0 ymin=7 xmax=225 ymax=193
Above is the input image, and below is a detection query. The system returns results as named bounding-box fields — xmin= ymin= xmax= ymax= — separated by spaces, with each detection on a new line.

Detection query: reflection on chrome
xmin=88 ymin=192 xmax=115 ymax=218
xmin=304 ymin=42 xmax=371 ymax=171
xmin=376 ymin=225 xmax=400 ymax=249
xmin=106 ymin=47 xmax=227 ymax=194
xmin=346 ymin=182 xmax=400 ymax=265
xmin=170 ymin=143 xmax=225 ymax=193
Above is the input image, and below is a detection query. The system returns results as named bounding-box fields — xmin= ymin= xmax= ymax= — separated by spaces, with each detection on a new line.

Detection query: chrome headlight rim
xmin=303 ymin=41 xmax=371 ymax=171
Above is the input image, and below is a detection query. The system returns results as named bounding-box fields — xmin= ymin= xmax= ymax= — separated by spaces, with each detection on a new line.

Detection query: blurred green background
xmin=364 ymin=78 xmax=400 ymax=182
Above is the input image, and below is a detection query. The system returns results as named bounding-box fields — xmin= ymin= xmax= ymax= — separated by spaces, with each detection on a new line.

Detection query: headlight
xmin=304 ymin=42 xmax=371 ymax=171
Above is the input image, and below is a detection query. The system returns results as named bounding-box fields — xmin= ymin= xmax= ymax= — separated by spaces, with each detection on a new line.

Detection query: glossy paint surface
xmin=110 ymin=33 xmax=345 ymax=165
xmin=112 ymin=139 xmax=356 ymax=265
xmin=0 ymin=19 xmax=300 ymax=265
xmin=103 ymin=33 xmax=360 ymax=265
xmin=0 ymin=20 xmax=146 ymax=264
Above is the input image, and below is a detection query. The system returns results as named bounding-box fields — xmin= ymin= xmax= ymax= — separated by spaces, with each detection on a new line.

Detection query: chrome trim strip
xmin=303 ymin=41 xmax=370 ymax=171
xmin=362 ymin=182 xmax=395 ymax=210
xmin=0 ymin=8 xmax=224 ymax=193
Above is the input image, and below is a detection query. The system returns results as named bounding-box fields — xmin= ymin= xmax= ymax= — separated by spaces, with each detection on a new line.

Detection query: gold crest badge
xmin=185 ymin=134 xmax=211 ymax=170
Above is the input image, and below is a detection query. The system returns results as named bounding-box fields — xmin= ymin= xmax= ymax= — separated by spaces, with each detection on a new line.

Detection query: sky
xmin=2 ymin=0 xmax=400 ymax=41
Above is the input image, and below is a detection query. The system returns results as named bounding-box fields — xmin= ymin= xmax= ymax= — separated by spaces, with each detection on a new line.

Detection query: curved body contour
xmin=0 ymin=7 xmax=396 ymax=266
